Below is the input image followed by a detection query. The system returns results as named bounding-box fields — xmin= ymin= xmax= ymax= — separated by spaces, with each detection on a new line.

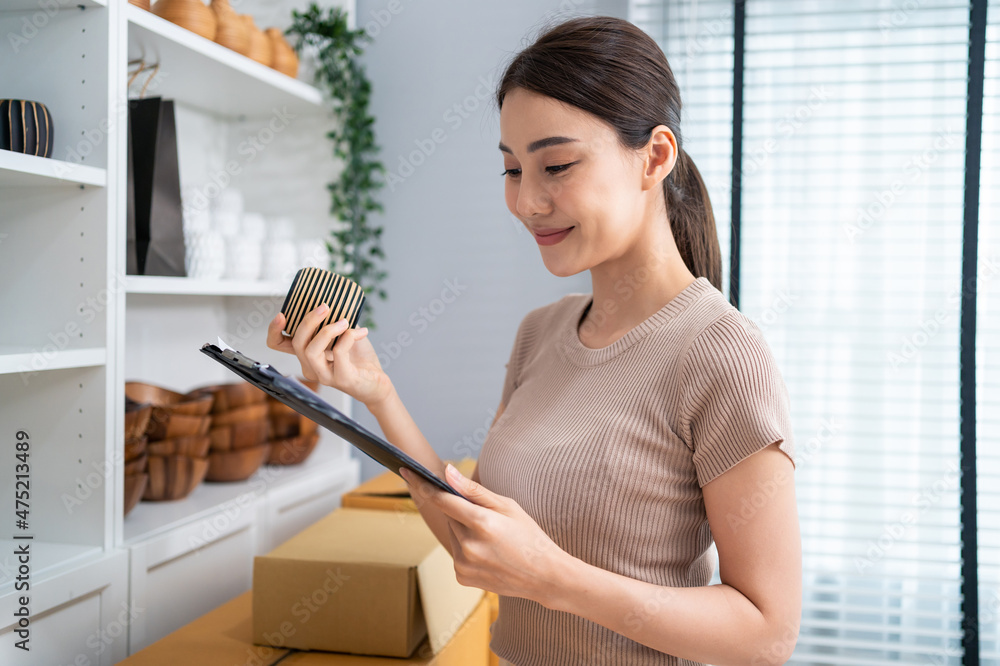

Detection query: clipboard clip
xmin=202 ymin=340 xmax=265 ymax=371
xmin=222 ymin=347 xmax=259 ymax=369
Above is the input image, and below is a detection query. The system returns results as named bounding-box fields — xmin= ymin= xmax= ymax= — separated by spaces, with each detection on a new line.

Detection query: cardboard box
xmin=339 ymin=459 xmax=500 ymax=666
xmin=119 ymin=590 xmax=492 ymax=666
xmin=253 ymin=507 xmax=484 ymax=658
xmin=341 ymin=458 xmax=477 ymax=513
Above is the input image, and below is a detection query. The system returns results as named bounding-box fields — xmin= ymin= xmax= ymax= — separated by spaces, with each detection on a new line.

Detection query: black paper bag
xmin=126 ymin=111 xmax=139 ymax=275
xmin=128 ymin=96 xmax=185 ymax=276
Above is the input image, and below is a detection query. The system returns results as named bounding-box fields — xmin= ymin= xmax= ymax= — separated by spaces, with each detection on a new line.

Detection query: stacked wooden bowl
xmin=187 ymin=382 xmax=270 ymax=482
xmin=266 ymin=378 xmax=321 ymax=466
xmin=124 ymin=398 xmax=152 ymax=516
xmin=125 ymin=382 xmax=212 ymax=501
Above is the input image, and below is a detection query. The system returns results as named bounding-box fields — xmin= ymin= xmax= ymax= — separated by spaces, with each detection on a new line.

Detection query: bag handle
xmin=128 ymin=59 xmax=160 ymax=98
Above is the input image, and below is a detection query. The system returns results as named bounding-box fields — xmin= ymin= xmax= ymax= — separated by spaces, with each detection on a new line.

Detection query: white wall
xmin=349 ymin=0 xmax=626 ymax=480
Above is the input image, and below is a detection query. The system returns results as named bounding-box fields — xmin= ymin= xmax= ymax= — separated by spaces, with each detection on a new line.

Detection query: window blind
xmin=631 ymin=1 xmax=977 ymax=664
xmin=630 ymin=0 xmax=736 ymax=301
xmin=979 ymin=3 xmax=999 ymax=663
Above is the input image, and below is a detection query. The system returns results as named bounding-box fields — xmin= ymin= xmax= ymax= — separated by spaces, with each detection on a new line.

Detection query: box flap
xmin=416 ymin=545 xmax=486 ymax=654
xmin=344 ymin=459 xmax=478 ymax=500
xmin=266 ymin=508 xmax=440 ymax=565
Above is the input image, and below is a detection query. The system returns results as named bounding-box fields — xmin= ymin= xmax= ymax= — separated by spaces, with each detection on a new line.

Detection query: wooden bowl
xmin=212 ymin=403 xmax=268 ymax=426
xmin=209 ymin=420 xmax=268 ymax=451
xmin=126 ymin=381 xmax=214 ymax=416
xmin=185 ymin=382 xmax=266 ymax=414
xmin=124 ymin=453 xmax=148 ymax=476
xmin=146 ymin=411 xmax=212 ymax=441
xmin=147 ymin=434 xmax=211 ymax=458
xmin=206 ymin=444 xmax=269 ymax=482
xmin=143 ymin=455 xmax=210 ymax=501
xmin=266 ymin=377 xmax=318 ymax=421
xmin=268 ymin=410 xmax=317 ymax=439
xmin=267 ymin=431 xmax=319 ymax=466
xmin=125 ymin=398 xmax=153 ymax=440
xmin=124 ymin=473 xmax=148 ymax=517
xmin=125 ymin=436 xmax=147 ymax=462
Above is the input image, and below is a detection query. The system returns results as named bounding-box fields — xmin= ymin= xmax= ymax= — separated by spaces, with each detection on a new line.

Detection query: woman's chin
xmin=540 ymin=255 xmax=586 ymax=278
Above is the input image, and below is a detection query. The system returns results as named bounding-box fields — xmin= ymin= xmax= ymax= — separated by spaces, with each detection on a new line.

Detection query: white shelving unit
xmin=0 ymin=347 xmax=107 ymax=375
xmin=0 ymin=151 xmax=107 ymax=188
xmin=126 ymin=5 xmax=324 ymax=118
xmin=0 ymin=1 xmax=357 ymax=663
xmin=125 ymin=275 xmax=286 ymax=296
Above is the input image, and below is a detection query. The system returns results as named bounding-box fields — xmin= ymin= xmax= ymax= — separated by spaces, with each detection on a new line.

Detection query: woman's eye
xmin=500 ymin=162 xmax=576 ymax=178
xmin=546 ymin=162 xmax=575 ymax=174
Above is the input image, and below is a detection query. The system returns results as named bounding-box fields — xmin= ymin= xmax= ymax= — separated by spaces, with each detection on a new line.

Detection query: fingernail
xmin=317 ymin=303 xmax=329 ymax=314
xmin=445 ymin=463 xmax=460 ymax=479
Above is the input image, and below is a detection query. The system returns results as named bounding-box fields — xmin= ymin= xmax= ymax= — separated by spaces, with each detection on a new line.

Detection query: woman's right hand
xmin=266 ymin=304 xmax=394 ymax=409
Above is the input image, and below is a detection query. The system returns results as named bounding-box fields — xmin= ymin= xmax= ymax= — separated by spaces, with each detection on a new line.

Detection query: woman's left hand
xmin=399 ymin=464 xmax=569 ymax=607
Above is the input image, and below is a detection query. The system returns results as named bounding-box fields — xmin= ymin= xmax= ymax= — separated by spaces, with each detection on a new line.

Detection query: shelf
xmin=0 ymin=151 xmax=107 ymax=188
xmin=125 ymin=275 xmax=287 ymax=296
xmin=123 ymin=437 xmax=353 ymax=545
xmin=0 ymin=541 xmax=102 ymax=595
xmin=126 ymin=5 xmax=324 ymax=119
xmin=0 ymin=346 xmax=106 ymax=375
xmin=0 ymin=0 xmax=105 ymax=8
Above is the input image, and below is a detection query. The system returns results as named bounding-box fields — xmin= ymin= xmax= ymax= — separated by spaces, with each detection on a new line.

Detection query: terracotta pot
xmin=242 ymin=15 xmax=271 ymax=66
xmin=210 ymin=0 xmax=248 ymax=55
xmin=265 ymin=27 xmax=299 ymax=78
xmin=152 ymin=0 xmax=217 ymax=41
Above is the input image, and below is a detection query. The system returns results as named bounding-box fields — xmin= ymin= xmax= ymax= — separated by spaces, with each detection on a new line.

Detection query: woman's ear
xmin=642 ymin=125 xmax=678 ymax=191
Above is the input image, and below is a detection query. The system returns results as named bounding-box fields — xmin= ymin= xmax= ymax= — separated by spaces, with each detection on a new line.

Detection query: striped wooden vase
xmin=0 ymin=100 xmax=54 ymax=158
xmin=280 ymin=268 xmax=366 ymax=349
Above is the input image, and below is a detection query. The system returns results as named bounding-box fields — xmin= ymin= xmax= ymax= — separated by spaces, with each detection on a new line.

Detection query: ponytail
xmin=665 ymin=148 xmax=722 ymax=290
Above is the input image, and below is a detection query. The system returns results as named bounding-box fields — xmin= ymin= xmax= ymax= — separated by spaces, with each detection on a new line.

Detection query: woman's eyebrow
xmin=498 ymin=136 xmax=580 ymax=154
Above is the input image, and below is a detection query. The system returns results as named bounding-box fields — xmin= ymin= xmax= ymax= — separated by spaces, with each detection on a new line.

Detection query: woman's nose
xmin=515 ymin=175 xmax=553 ymax=218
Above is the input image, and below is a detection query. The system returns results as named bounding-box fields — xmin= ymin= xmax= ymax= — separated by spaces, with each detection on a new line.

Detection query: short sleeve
xmin=678 ymin=310 xmax=796 ymax=487
xmin=498 ymin=306 xmax=544 ymax=411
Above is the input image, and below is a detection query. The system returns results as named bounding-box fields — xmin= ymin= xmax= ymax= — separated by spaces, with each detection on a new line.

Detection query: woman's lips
xmin=532 ymin=226 xmax=574 ymax=246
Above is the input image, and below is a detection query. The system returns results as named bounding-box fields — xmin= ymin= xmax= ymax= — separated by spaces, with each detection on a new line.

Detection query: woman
xmin=267 ymin=15 xmax=800 ymax=666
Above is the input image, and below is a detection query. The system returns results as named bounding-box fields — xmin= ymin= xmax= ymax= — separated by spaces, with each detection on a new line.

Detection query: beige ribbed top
xmin=477 ymin=277 xmax=795 ymax=666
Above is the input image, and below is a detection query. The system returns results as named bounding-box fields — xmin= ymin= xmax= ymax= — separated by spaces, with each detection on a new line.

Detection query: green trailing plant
xmin=287 ymin=4 xmax=386 ymax=330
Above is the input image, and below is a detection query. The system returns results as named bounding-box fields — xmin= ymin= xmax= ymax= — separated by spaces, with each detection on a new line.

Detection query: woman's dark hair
xmin=496 ymin=15 xmax=722 ymax=290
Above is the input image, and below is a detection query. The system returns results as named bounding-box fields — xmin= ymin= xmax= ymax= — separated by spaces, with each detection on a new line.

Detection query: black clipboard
xmin=199 ymin=342 xmax=465 ymax=499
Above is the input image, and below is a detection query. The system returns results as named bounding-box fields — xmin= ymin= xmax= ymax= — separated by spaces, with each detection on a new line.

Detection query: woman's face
xmin=498 ymin=87 xmax=661 ymax=278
